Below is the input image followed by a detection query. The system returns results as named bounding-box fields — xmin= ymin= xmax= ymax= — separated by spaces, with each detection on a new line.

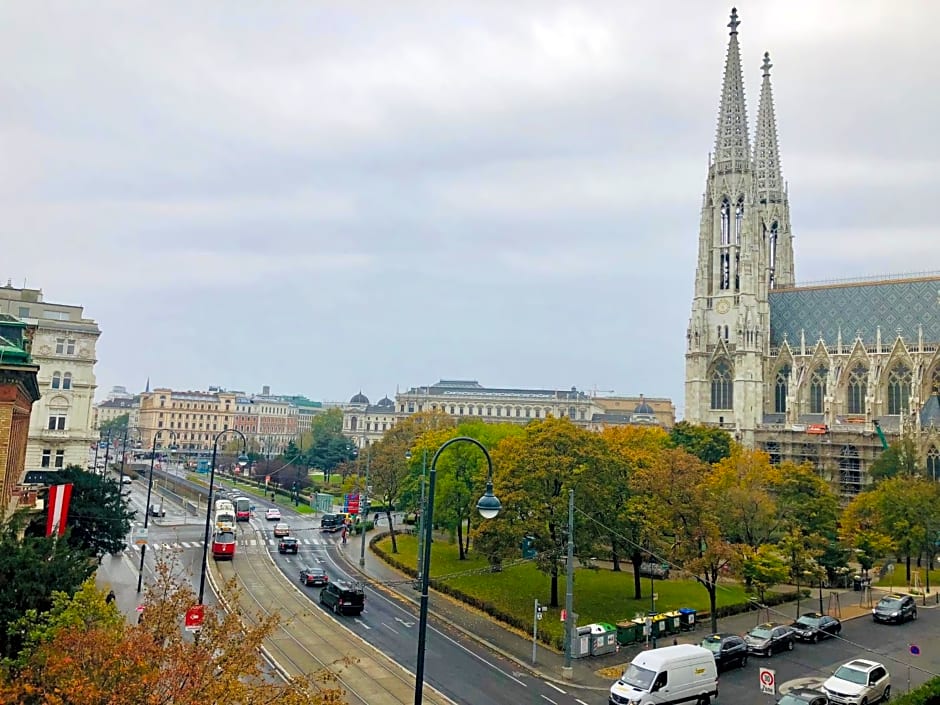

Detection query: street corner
xmin=779 ymin=675 xmax=827 ymax=695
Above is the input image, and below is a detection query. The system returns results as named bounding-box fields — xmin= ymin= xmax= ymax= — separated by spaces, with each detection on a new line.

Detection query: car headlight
xmin=892 ymin=611 xmax=900 ymax=617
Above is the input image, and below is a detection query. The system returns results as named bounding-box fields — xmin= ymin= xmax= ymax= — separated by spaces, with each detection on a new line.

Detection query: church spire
xmin=713 ymin=8 xmax=750 ymax=171
xmin=754 ymin=52 xmax=783 ymax=202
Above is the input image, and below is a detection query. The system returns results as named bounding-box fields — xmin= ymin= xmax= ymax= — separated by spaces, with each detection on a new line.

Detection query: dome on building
xmin=376 ymin=396 xmax=394 ymax=409
xmin=349 ymin=391 xmax=370 ymax=405
xmin=634 ymin=398 xmax=655 ymax=415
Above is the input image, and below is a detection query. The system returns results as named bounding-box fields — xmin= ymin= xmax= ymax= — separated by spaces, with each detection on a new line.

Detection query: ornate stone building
xmin=685 ymin=9 xmax=940 ymax=493
xmin=0 ymin=314 xmax=40 ymax=512
xmin=0 ymin=285 xmax=100 ymax=471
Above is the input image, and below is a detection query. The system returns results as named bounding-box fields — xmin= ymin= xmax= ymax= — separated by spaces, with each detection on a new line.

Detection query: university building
xmin=342 ymin=380 xmax=675 ymax=448
xmin=0 ymin=285 xmax=100 ymax=470
xmin=684 ymin=9 xmax=940 ymax=493
xmin=137 ymin=387 xmax=237 ymax=452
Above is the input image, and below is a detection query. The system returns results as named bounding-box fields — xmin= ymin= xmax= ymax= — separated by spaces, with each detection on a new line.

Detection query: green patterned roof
xmin=769 ymin=276 xmax=940 ymax=347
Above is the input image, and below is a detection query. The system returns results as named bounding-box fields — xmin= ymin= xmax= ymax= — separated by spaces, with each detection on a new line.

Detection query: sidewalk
xmin=337 ymin=534 xmax=882 ymax=691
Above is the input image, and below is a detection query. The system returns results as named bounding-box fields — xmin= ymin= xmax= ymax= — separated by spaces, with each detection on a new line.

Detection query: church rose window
xmin=710 ymin=361 xmax=733 ymax=410
xmin=886 ymin=364 xmax=912 ymax=416
xmin=774 ymin=365 xmax=790 ymax=414
xmin=847 ymin=365 xmax=868 ymax=415
xmin=809 ymin=367 xmax=827 ymax=414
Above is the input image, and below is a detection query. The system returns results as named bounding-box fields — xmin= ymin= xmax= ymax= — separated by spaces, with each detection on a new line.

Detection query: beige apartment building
xmin=138 ymin=387 xmax=237 ymax=452
xmin=0 ymin=284 xmax=100 ymax=470
xmin=93 ymin=396 xmax=140 ymax=432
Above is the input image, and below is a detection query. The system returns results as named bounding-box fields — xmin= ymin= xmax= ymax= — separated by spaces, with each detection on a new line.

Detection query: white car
xmin=265 ymin=508 xmax=282 ymax=521
xmin=823 ymin=659 xmax=890 ymax=704
xmin=121 ymin=475 xmax=133 ymax=485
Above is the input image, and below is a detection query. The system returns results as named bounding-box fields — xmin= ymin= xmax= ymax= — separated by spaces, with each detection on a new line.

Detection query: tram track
xmin=211 ymin=521 xmax=455 ymax=705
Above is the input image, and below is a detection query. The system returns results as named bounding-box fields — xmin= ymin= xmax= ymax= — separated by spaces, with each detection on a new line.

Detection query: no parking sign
xmin=759 ymin=667 xmax=776 ymax=695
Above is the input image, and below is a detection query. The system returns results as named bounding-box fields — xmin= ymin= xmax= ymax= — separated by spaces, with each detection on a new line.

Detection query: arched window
xmin=810 ymin=367 xmax=827 ymax=414
xmin=350 ymin=416 xmax=358 ymax=431
xmin=720 ymin=197 xmax=731 ymax=245
xmin=768 ymin=221 xmax=778 ymax=289
xmin=886 ymin=364 xmax=912 ymax=415
xmin=62 ymin=372 xmax=72 ymax=390
xmin=774 ymin=365 xmax=790 ymax=413
xmin=724 ymin=325 xmax=729 ymax=341
xmin=735 ymin=196 xmax=744 ymax=245
xmin=50 ymin=372 xmax=61 ymax=389
xmin=847 ymin=364 xmax=868 ymax=415
xmin=710 ymin=361 xmax=733 ymax=410
xmin=927 ymin=446 xmax=940 ymax=481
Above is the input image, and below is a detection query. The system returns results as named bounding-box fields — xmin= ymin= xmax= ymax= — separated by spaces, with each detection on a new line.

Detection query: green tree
xmin=27 ymin=465 xmax=135 ymax=558
xmin=706 ymin=448 xmax=779 ymax=548
xmin=486 ymin=417 xmax=608 ymax=607
xmin=0 ymin=513 xmax=95 ymax=658
xmin=742 ymin=544 xmax=789 ymax=605
xmin=778 ymin=527 xmax=823 ymax=618
xmin=668 ymin=421 xmax=733 ymax=465
xmin=870 ymin=432 xmax=921 ymax=482
xmin=97 ymin=413 xmax=129 ymax=434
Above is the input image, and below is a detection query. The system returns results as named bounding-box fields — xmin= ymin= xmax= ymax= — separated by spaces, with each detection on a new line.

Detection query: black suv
xmin=320 ymin=514 xmax=344 ymax=533
xmin=700 ymin=633 xmax=748 ymax=670
xmin=319 ymin=580 xmax=365 ymax=616
xmin=873 ymin=593 xmax=917 ymax=623
xmin=278 ymin=537 xmax=299 ymax=554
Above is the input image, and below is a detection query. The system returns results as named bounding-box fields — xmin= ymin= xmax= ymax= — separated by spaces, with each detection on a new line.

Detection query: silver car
xmin=823 ymin=659 xmax=890 ymax=704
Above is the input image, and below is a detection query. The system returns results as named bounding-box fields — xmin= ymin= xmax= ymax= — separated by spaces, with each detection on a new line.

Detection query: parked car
xmin=790 ymin=612 xmax=842 ymax=642
xmin=744 ymin=622 xmax=795 ymax=656
xmin=149 ymin=504 xmax=166 ymax=518
xmin=300 ymin=567 xmax=329 ymax=587
xmin=320 ymin=514 xmax=344 ymax=533
xmin=872 ymin=593 xmax=917 ymax=624
xmin=265 ymin=507 xmax=282 ymax=521
xmin=121 ymin=475 xmax=133 ymax=485
xmin=278 ymin=537 xmax=299 ymax=554
xmin=273 ymin=523 xmax=290 ymax=537
xmin=638 ymin=561 xmax=670 ymax=579
xmin=823 ymin=658 xmax=890 ymax=704
xmin=700 ymin=632 xmax=748 ymax=670
xmin=319 ymin=580 xmax=365 ymax=616
xmin=777 ymin=687 xmax=830 ymax=705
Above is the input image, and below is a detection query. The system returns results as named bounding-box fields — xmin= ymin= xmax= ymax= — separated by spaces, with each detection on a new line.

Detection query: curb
xmin=336 ymin=541 xmax=611 ymax=692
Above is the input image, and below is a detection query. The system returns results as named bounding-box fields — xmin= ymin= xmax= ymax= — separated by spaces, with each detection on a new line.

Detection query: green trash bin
xmin=616 ymin=620 xmax=638 ymax=645
xmin=664 ymin=611 xmax=682 ymax=635
xmin=651 ymin=614 xmax=668 ymax=638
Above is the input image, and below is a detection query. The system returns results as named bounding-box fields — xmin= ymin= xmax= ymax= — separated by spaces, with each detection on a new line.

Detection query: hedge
xmin=889 ymin=677 xmax=940 ymax=705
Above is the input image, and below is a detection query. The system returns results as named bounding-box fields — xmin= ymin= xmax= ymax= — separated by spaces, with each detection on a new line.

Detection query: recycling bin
xmin=664 ymin=611 xmax=682 ymax=635
xmin=650 ymin=613 xmax=668 ymax=639
xmin=570 ymin=626 xmax=592 ymax=659
xmin=616 ymin=620 xmax=639 ymax=646
xmin=678 ymin=608 xmax=697 ymax=631
xmin=589 ymin=623 xmax=618 ymax=656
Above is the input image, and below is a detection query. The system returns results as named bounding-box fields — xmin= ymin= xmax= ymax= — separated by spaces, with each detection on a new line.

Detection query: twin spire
xmin=714 ymin=7 xmax=783 ymax=197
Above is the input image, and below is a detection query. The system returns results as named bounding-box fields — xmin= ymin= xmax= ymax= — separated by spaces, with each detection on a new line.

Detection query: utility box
xmin=589 ymin=623 xmax=618 ymax=656
xmin=570 ymin=626 xmax=592 ymax=659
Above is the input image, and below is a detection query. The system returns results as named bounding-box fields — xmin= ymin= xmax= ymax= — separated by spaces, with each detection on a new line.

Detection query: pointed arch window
xmin=774 ymin=365 xmax=790 ymax=413
xmin=846 ymin=364 xmax=868 ymax=415
xmin=710 ymin=360 xmax=733 ymax=410
xmin=928 ymin=446 xmax=940 ymax=481
xmin=768 ymin=221 xmax=778 ymax=289
xmin=735 ymin=196 xmax=744 ymax=245
xmin=886 ymin=364 xmax=912 ymax=415
xmin=720 ymin=197 xmax=731 ymax=245
xmin=809 ymin=367 xmax=827 ymax=414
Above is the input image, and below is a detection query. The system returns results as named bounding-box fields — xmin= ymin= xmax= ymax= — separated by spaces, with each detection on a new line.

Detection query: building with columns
xmin=0 ymin=315 xmax=40 ymax=512
xmin=684 ymin=9 xmax=940 ymax=493
xmin=0 ymin=285 xmax=100 ymax=471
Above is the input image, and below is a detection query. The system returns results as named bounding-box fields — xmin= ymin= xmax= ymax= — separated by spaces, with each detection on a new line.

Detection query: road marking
xmin=576 ymin=699 xmax=590 ymax=705
xmin=545 ymin=683 xmax=566 ymax=694
xmin=381 ymin=623 xmax=399 ymax=634
xmin=394 ymin=617 xmax=415 ymax=628
xmin=540 ymin=696 xmax=557 ymax=705
xmin=354 ymin=618 xmax=371 ymax=630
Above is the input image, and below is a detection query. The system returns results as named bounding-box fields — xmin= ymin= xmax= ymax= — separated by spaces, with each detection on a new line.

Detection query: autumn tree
xmin=869 ymin=432 xmax=921 ymax=482
xmin=706 ymin=448 xmax=779 ymax=549
xmin=0 ymin=513 xmax=95 ymax=658
xmin=485 ymin=417 xmax=606 ymax=607
xmin=668 ymin=421 xmax=733 ymax=465
xmin=0 ymin=564 xmax=343 ymax=705
xmin=742 ymin=544 xmax=789 ymax=606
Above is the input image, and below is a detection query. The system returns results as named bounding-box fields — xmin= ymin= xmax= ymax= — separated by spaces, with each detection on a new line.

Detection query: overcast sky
xmin=2 ymin=1 xmax=938 ymax=415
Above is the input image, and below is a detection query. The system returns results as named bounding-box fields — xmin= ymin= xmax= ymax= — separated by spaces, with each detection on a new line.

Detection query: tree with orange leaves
xmin=0 ymin=561 xmax=347 ymax=705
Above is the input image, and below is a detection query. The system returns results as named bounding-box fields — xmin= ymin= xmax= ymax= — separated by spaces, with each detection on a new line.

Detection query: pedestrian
xmin=374 ymin=513 xmax=379 ymax=525
xmin=106 ymin=590 xmax=116 ymax=605
xmin=341 ymin=527 xmax=347 ymax=544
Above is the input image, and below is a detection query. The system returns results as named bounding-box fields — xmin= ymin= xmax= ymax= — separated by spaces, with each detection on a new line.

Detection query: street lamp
xmin=198 ymin=428 xmax=249 ymax=605
xmin=137 ymin=430 xmax=177 ymax=592
xmin=118 ymin=425 xmax=142 ymax=487
xmin=413 ymin=436 xmax=501 ymax=705
xmin=358 ymin=442 xmax=371 ymax=568
xmin=405 ymin=448 xmax=428 ymax=583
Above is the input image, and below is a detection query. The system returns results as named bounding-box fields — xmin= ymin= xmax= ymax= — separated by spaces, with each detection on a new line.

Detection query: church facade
xmin=685 ymin=9 xmax=940 ymax=494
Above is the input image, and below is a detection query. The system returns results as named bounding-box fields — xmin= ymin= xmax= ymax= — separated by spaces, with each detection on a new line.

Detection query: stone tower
xmin=685 ymin=8 xmax=793 ymax=442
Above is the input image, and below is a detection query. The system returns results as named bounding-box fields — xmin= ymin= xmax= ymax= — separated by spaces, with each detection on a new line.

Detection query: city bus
xmin=211 ymin=530 xmax=236 ymax=560
xmin=233 ymin=497 xmax=251 ymax=521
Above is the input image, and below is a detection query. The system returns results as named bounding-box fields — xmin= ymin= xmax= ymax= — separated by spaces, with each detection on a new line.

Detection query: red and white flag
xmin=46 ymin=483 xmax=74 ymax=537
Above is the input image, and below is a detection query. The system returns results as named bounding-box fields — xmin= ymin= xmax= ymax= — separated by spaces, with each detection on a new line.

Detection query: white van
xmin=609 ymin=643 xmax=718 ymax=705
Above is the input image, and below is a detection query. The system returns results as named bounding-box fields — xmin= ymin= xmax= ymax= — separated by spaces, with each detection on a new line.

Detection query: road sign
xmin=560 ymin=609 xmax=567 ymax=622
xmin=537 ymin=612 xmax=543 ymax=621
xmin=133 ymin=527 xmax=149 ymax=546
xmin=910 ymin=644 xmax=921 ymax=656
xmin=184 ymin=605 xmax=205 ymax=631
xmin=759 ymin=668 xmax=776 ymax=695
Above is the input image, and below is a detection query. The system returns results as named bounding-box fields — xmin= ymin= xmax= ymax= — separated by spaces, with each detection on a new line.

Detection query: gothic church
xmin=684 ymin=9 xmax=940 ymax=494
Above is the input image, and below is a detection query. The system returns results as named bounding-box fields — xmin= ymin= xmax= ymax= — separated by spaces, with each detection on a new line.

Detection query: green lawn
xmin=189 ymin=473 xmax=315 ymax=514
xmin=376 ymin=535 xmax=751 ymax=645
xmin=878 ymin=565 xmax=940 ymax=592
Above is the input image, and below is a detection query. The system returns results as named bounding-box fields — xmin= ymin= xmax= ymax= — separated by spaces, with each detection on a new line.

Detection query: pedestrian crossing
xmin=126 ymin=536 xmax=334 ymax=552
